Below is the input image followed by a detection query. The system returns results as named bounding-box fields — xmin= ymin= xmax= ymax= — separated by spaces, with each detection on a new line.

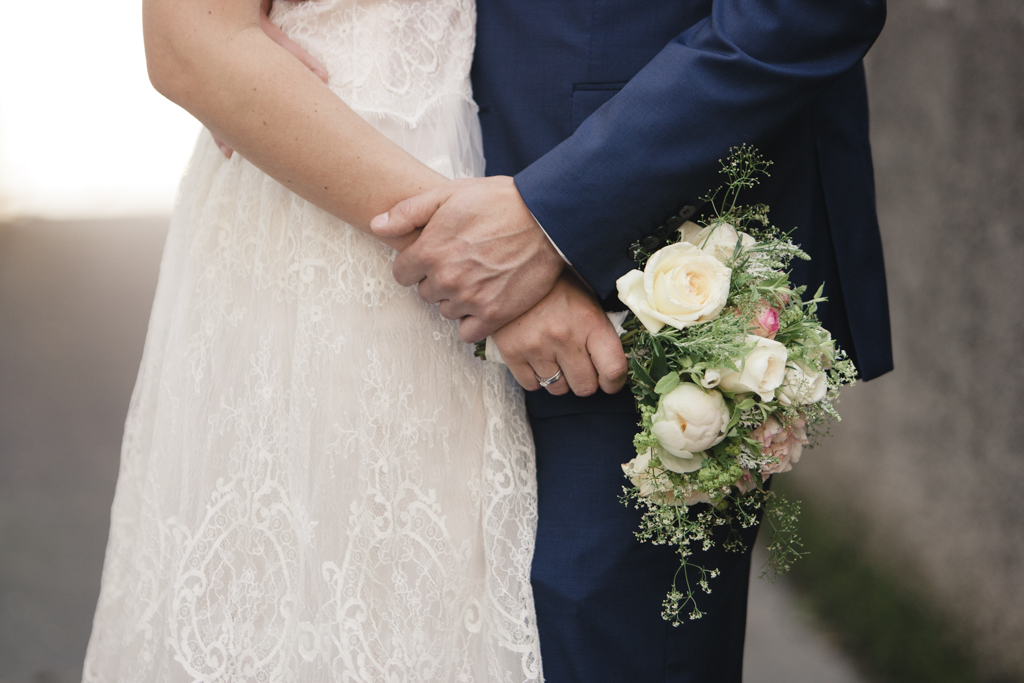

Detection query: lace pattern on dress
xmin=83 ymin=137 xmax=542 ymax=682
xmin=272 ymin=0 xmax=477 ymax=125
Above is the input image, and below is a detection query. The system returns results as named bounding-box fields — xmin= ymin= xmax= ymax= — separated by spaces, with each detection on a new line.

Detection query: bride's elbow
xmin=143 ymin=0 xmax=242 ymax=108
xmin=143 ymin=1 xmax=195 ymax=104
xmin=145 ymin=47 xmax=188 ymax=104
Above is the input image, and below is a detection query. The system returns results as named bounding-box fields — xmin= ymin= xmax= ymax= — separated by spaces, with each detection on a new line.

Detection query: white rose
xmin=677 ymin=220 xmax=704 ymax=244
xmin=813 ymin=330 xmax=836 ymax=368
xmin=682 ymin=490 xmax=712 ymax=506
xmin=622 ymin=448 xmax=707 ymax=506
xmin=651 ymin=383 xmax=730 ymax=457
xmin=657 ymin=446 xmax=706 ymax=474
xmin=684 ymin=221 xmax=757 ymax=265
xmin=622 ymin=450 xmax=659 ymax=498
xmin=778 ymin=361 xmax=828 ymax=406
xmin=616 ymin=242 xmax=732 ymax=333
xmin=622 ymin=450 xmax=676 ymax=503
xmin=718 ymin=335 xmax=789 ymax=401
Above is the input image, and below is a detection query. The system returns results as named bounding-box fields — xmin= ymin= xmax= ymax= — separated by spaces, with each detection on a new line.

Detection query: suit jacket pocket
xmin=572 ymin=82 xmax=627 ymax=132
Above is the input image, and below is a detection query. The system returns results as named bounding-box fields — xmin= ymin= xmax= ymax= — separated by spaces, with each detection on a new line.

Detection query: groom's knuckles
xmin=391 ymin=250 xmax=422 ymax=286
xmin=476 ymin=298 xmax=512 ymax=331
xmin=564 ymin=372 xmax=597 ymax=397
xmin=597 ymin=356 xmax=628 ymax=393
xmin=560 ymin=341 xmax=599 ymax=397
xmin=430 ymin=266 xmax=461 ymax=297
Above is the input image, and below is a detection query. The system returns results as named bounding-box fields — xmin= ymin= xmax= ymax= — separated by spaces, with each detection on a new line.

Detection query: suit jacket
xmin=471 ymin=0 xmax=893 ymax=417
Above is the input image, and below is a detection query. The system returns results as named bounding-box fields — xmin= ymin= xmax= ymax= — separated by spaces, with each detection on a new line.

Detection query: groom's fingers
xmin=370 ymin=184 xmax=454 ymax=241
xmin=458 ymin=315 xmax=498 ymax=343
xmin=504 ymin=357 xmax=542 ymax=392
xmin=530 ymin=360 xmax=570 ymax=397
xmin=588 ymin=327 xmax=628 ymax=394
xmin=438 ymin=298 xmax=473 ymax=321
xmin=554 ymin=347 xmax=599 ymax=397
xmin=488 ymin=271 xmax=613 ymax=397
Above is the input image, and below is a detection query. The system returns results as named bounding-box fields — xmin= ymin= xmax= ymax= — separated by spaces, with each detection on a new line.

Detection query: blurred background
xmin=1 ymin=1 xmax=1022 ymax=682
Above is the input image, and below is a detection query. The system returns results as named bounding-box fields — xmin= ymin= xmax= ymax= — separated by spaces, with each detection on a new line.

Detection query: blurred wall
xmin=790 ymin=0 xmax=1024 ymax=678
xmin=0 ymin=0 xmax=198 ymax=220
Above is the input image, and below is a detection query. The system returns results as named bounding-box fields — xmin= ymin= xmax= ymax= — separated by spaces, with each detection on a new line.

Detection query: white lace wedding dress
xmin=82 ymin=1 xmax=542 ymax=681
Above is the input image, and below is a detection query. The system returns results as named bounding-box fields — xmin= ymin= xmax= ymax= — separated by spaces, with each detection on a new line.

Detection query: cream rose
xmin=622 ymin=450 xmax=662 ymax=499
xmin=812 ymin=330 xmax=836 ymax=368
xmin=677 ymin=220 xmax=704 ymax=244
xmin=656 ymin=446 xmax=706 ymax=474
xmin=717 ymin=335 xmax=788 ymax=401
xmin=682 ymin=490 xmax=712 ymax=506
xmin=685 ymin=221 xmax=757 ymax=264
xmin=622 ymin=450 xmax=679 ymax=505
xmin=616 ymin=242 xmax=732 ymax=333
xmin=778 ymin=361 xmax=828 ymax=406
xmin=622 ymin=449 xmax=710 ymax=507
xmin=651 ymin=383 xmax=730 ymax=457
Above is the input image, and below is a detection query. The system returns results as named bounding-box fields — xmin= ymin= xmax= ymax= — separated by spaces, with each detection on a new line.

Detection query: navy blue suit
xmin=471 ymin=1 xmax=891 ymax=680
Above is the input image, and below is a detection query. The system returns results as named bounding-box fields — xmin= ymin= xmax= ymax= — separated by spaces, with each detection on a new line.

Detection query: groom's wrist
xmin=529 ymin=211 xmax=572 ymax=266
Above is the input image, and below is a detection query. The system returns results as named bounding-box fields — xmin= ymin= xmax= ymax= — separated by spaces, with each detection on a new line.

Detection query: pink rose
xmin=750 ymin=304 xmax=780 ymax=339
xmin=751 ymin=417 xmax=809 ymax=480
xmin=734 ymin=470 xmax=756 ymax=495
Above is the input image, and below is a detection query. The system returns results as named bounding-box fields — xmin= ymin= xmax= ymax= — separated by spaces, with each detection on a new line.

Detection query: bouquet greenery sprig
xmin=615 ymin=146 xmax=857 ymax=624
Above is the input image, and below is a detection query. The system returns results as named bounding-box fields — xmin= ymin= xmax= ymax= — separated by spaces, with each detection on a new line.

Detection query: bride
xmin=80 ymin=0 xmax=562 ymax=679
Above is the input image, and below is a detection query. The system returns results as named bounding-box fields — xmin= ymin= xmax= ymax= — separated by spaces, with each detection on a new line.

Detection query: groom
xmin=373 ymin=0 xmax=894 ymax=680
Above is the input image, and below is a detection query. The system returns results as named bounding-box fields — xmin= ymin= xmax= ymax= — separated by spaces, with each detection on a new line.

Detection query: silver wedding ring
xmin=535 ymin=368 xmax=563 ymax=387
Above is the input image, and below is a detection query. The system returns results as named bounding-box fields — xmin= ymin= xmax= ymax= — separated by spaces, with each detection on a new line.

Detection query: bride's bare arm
xmin=143 ymin=0 xmax=443 ymax=247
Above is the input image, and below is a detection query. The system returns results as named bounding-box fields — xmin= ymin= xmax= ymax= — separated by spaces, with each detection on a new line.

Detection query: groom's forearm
xmin=514 ymin=0 xmax=886 ymax=298
xmin=143 ymin=0 xmax=443 ymax=244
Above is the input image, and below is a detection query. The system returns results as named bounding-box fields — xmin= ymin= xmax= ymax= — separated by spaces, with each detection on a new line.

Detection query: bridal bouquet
xmin=616 ymin=146 xmax=856 ymax=623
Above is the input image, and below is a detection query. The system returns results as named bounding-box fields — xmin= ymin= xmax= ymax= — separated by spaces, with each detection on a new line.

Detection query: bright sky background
xmin=0 ymin=0 xmax=201 ymax=219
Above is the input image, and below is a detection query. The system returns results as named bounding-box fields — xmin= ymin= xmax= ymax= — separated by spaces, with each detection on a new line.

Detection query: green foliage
xmin=696 ymin=457 xmax=743 ymax=491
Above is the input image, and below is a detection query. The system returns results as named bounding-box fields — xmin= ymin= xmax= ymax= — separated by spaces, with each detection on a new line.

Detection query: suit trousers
xmin=529 ymin=410 xmax=760 ymax=683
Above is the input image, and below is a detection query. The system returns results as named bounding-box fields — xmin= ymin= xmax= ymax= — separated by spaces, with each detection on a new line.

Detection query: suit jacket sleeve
xmin=513 ymin=0 xmax=887 ymax=299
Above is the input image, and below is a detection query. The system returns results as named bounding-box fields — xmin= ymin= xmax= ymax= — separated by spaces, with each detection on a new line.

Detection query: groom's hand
xmin=370 ymin=177 xmax=565 ymax=343
xmin=491 ymin=271 xmax=627 ymax=397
